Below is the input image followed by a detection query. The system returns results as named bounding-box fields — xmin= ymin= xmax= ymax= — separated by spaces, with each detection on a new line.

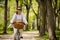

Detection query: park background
xmin=0 ymin=0 xmax=60 ymax=40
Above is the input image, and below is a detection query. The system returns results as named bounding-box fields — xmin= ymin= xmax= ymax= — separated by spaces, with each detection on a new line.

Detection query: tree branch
xmin=57 ymin=8 xmax=60 ymax=13
xmin=31 ymin=7 xmax=37 ymax=16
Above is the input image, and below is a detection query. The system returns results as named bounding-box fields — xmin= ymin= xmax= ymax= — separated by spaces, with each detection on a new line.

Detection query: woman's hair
xmin=17 ymin=7 xmax=22 ymax=11
xmin=16 ymin=7 xmax=22 ymax=14
xmin=16 ymin=10 xmax=18 ymax=14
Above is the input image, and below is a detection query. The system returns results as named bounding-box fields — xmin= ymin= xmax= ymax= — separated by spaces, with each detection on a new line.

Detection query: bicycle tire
xmin=16 ymin=29 xmax=20 ymax=40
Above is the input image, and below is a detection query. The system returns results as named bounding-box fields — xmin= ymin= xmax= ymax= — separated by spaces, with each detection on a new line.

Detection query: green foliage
xmin=56 ymin=30 xmax=60 ymax=36
xmin=0 ymin=0 xmax=60 ymax=39
xmin=0 ymin=24 xmax=3 ymax=29
xmin=0 ymin=0 xmax=4 ymax=2
xmin=0 ymin=0 xmax=38 ymax=31
xmin=57 ymin=0 xmax=60 ymax=8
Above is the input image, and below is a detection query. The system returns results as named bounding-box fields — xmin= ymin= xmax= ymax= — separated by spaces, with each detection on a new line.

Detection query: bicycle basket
xmin=13 ymin=22 xmax=24 ymax=29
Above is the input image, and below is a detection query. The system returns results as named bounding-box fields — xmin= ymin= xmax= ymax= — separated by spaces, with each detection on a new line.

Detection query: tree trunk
xmin=59 ymin=12 xmax=60 ymax=29
xmin=3 ymin=0 xmax=8 ymax=34
xmin=24 ymin=0 xmax=32 ymax=30
xmin=53 ymin=0 xmax=57 ymax=30
xmin=16 ymin=0 xmax=18 ymax=9
xmin=26 ymin=9 xmax=29 ymax=30
xmin=36 ymin=16 xmax=39 ymax=30
xmin=38 ymin=4 xmax=40 ymax=33
xmin=57 ymin=8 xmax=60 ymax=30
xmin=38 ymin=0 xmax=46 ymax=36
xmin=19 ymin=0 xmax=23 ymax=10
xmin=46 ymin=0 xmax=57 ymax=40
xmin=32 ymin=20 xmax=35 ymax=30
xmin=7 ymin=7 xmax=10 ymax=25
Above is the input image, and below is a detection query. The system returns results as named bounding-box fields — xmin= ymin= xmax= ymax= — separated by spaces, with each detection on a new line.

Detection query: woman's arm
xmin=10 ymin=13 xmax=16 ymax=24
xmin=8 ymin=13 xmax=16 ymax=28
xmin=22 ymin=14 xmax=28 ymax=25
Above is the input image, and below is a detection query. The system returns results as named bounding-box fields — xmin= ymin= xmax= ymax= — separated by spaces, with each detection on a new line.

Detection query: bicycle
xmin=16 ymin=29 xmax=20 ymax=40
xmin=13 ymin=22 xmax=24 ymax=40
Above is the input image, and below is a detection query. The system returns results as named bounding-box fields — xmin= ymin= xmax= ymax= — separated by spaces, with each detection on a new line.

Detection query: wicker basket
xmin=13 ymin=22 xmax=24 ymax=29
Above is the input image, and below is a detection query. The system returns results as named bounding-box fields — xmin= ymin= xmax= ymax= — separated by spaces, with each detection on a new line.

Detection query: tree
xmin=57 ymin=0 xmax=60 ymax=30
xmin=19 ymin=0 xmax=23 ymax=9
xmin=31 ymin=7 xmax=39 ymax=30
xmin=24 ymin=0 xmax=32 ymax=30
xmin=7 ymin=0 xmax=11 ymax=25
xmin=46 ymin=0 xmax=57 ymax=40
xmin=52 ymin=0 xmax=58 ymax=30
xmin=36 ymin=0 xmax=46 ymax=36
xmin=16 ymin=0 xmax=19 ymax=9
xmin=3 ymin=0 xmax=8 ymax=33
xmin=7 ymin=7 xmax=10 ymax=25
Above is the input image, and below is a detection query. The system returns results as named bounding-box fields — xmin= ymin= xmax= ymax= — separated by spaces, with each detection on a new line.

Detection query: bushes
xmin=0 ymin=24 xmax=3 ymax=29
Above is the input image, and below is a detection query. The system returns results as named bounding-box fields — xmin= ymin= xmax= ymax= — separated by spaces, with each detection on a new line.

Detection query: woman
xmin=9 ymin=7 xmax=27 ymax=40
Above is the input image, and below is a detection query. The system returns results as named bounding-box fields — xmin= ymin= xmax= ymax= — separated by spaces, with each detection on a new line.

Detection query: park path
xmin=0 ymin=31 xmax=39 ymax=40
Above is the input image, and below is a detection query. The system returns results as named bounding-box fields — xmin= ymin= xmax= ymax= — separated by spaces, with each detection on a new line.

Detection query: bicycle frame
xmin=16 ymin=29 xmax=20 ymax=40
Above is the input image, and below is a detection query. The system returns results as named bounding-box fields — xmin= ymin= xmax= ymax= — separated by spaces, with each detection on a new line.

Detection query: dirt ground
xmin=0 ymin=31 xmax=39 ymax=40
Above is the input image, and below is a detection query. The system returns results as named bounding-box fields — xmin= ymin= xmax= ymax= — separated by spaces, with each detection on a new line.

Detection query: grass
xmin=56 ymin=30 xmax=60 ymax=40
xmin=35 ymin=30 xmax=60 ymax=40
xmin=0 ymin=28 xmax=13 ymax=34
xmin=35 ymin=36 xmax=49 ymax=40
xmin=35 ymin=32 xmax=49 ymax=40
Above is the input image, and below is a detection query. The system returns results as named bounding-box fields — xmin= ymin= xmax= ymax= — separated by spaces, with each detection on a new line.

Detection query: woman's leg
xmin=19 ymin=29 xmax=23 ymax=38
xmin=13 ymin=28 xmax=17 ymax=40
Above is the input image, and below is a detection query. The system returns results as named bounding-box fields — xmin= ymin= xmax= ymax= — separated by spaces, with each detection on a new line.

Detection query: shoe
xmin=14 ymin=38 xmax=16 ymax=40
xmin=20 ymin=37 xmax=23 ymax=38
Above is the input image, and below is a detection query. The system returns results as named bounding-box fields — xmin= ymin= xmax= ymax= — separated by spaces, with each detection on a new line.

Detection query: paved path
xmin=0 ymin=31 xmax=39 ymax=40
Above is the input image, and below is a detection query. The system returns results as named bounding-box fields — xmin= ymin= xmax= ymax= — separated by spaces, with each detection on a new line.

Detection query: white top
xmin=10 ymin=13 xmax=27 ymax=25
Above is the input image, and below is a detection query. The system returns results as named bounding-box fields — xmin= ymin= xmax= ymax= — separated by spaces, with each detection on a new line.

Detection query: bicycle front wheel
xmin=16 ymin=29 xmax=20 ymax=40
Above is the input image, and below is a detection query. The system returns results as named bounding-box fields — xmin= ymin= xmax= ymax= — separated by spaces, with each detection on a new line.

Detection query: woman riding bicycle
xmin=9 ymin=7 xmax=27 ymax=40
